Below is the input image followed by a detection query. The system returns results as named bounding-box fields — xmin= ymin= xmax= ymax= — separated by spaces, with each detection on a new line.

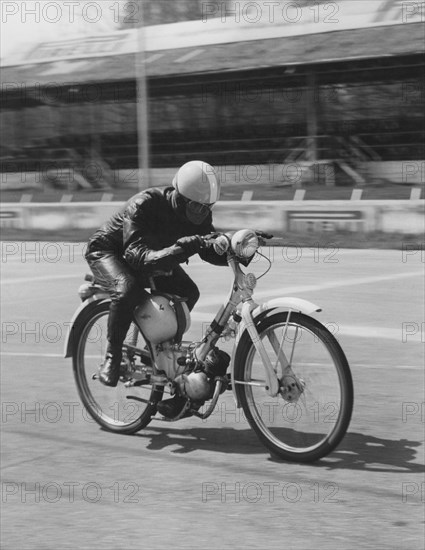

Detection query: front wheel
xmin=234 ymin=312 xmax=353 ymax=462
xmin=72 ymin=300 xmax=163 ymax=434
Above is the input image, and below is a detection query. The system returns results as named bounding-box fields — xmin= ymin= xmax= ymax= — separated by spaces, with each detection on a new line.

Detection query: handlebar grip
xmin=256 ymin=230 xmax=274 ymax=239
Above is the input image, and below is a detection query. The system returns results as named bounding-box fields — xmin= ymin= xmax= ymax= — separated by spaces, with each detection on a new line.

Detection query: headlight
xmin=231 ymin=229 xmax=259 ymax=258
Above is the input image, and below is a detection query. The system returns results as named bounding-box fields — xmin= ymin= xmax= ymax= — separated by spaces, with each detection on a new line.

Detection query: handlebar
xmin=202 ymin=230 xmax=274 ymax=245
xmin=254 ymin=230 xmax=274 ymax=240
xmin=174 ymin=229 xmax=273 ymax=257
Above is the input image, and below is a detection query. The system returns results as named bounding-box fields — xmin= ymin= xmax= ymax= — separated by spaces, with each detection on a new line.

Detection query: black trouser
xmin=85 ymin=251 xmax=200 ymax=353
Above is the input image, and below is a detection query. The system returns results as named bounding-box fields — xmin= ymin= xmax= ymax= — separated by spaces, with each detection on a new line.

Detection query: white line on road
xmin=2 ymin=268 xmax=421 ymax=291
xmin=192 ymin=314 xmax=424 ymax=343
xmin=1 ymin=292 xmax=70 ymax=305
xmin=1 ymin=352 xmax=64 ymax=357
xmin=1 ymin=274 xmax=82 ymax=284
xmin=194 ymin=270 xmax=423 ymax=308
xmin=337 ymin=324 xmax=423 ymax=342
xmin=0 ymin=352 xmax=422 ymax=369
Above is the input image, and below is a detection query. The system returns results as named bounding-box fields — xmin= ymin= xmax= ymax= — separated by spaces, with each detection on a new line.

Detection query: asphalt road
xmin=1 ymin=243 xmax=424 ymax=550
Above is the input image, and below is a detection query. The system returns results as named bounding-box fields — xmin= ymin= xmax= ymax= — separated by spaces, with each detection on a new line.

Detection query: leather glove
xmin=212 ymin=235 xmax=229 ymax=255
xmin=176 ymin=235 xmax=203 ymax=257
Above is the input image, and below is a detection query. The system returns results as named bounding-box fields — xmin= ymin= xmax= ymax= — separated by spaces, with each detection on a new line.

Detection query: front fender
xmin=230 ymin=297 xmax=321 ymax=406
xmin=64 ymin=295 xmax=110 ymax=359
xmin=252 ymin=297 xmax=321 ymax=319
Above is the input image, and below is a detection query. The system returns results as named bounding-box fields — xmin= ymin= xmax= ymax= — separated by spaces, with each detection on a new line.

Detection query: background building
xmin=1 ymin=0 xmax=423 ymax=189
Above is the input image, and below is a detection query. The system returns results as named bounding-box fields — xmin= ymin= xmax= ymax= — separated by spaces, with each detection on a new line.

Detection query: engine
xmin=175 ymin=347 xmax=230 ymax=402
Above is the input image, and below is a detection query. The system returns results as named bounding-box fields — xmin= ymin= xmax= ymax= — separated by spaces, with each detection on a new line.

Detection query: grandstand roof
xmin=1 ymin=23 xmax=424 ymax=87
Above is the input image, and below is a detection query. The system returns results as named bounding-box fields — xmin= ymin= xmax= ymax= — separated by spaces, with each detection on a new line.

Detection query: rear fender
xmin=230 ymin=297 xmax=322 ymax=406
xmin=64 ymin=295 xmax=110 ymax=359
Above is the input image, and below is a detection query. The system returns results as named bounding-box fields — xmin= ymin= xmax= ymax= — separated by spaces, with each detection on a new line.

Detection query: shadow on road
xmin=311 ymin=432 xmax=425 ymax=473
xmin=136 ymin=426 xmax=262 ymax=455
xmin=135 ymin=426 xmax=424 ymax=472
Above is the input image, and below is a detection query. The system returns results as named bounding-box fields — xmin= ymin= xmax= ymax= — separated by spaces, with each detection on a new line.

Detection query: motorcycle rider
xmin=85 ymin=160 xmax=228 ymax=416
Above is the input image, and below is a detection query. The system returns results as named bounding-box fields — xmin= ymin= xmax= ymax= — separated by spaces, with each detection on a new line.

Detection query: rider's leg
xmin=153 ymin=265 xmax=200 ymax=311
xmin=85 ymin=251 xmax=148 ymax=386
xmin=153 ymin=266 xmax=201 ymax=417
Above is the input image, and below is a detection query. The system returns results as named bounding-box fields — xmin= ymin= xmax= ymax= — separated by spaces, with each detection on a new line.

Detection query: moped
xmin=65 ymin=229 xmax=353 ymax=462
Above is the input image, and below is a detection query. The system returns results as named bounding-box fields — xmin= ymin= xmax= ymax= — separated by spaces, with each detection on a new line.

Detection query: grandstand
xmin=1 ymin=0 xmax=424 ymax=193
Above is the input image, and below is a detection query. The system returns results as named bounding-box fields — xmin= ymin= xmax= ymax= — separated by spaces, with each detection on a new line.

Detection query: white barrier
xmin=1 ymin=165 xmax=294 ymax=190
xmin=2 ymin=161 xmax=424 ymax=190
xmin=360 ymin=161 xmax=425 ymax=185
xmin=214 ymin=201 xmax=425 ymax=234
xmin=0 ymin=201 xmax=423 ymax=235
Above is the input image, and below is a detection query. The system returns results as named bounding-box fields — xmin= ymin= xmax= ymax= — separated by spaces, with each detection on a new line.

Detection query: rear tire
xmin=72 ymin=300 xmax=163 ymax=434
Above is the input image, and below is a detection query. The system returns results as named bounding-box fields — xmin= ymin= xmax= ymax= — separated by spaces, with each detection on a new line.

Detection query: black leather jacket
xmin=86 ymin=187 xmax=228 ymax=273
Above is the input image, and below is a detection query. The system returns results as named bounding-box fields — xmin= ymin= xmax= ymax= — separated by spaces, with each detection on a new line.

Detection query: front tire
xmin=72 ymin=300 xmax=163 ymax=434
xmin=234 ymin=311 xmax=353 ymax=462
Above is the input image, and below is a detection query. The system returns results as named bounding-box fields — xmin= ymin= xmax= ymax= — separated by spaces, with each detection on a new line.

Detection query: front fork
xmin=240 ymin=302 xmax=303 ymax=400
xmin=240 ymin=301 xmax=281 ymax=397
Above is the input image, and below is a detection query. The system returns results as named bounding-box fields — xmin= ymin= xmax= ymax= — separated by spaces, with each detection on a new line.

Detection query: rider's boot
xmin=98 ymin=345 xmax=122 ymax=387
xmin=99 ymin=297 xmax=133 ymax=387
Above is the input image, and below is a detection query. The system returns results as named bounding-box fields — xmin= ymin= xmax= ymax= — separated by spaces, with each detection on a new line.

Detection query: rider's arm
xmin=122 ymin=197 xmax=188 ymax=272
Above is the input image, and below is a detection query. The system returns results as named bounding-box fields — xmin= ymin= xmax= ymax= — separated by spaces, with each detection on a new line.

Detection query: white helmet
xmin=172 ymin=161 xmax=220 ymax=205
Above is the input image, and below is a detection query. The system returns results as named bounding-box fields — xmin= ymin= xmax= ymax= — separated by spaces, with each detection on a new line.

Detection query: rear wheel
xmin=234 ymin=311 xmax=353 ymax=462
xmin=72 ymin=300 xmax=163 ymax=434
